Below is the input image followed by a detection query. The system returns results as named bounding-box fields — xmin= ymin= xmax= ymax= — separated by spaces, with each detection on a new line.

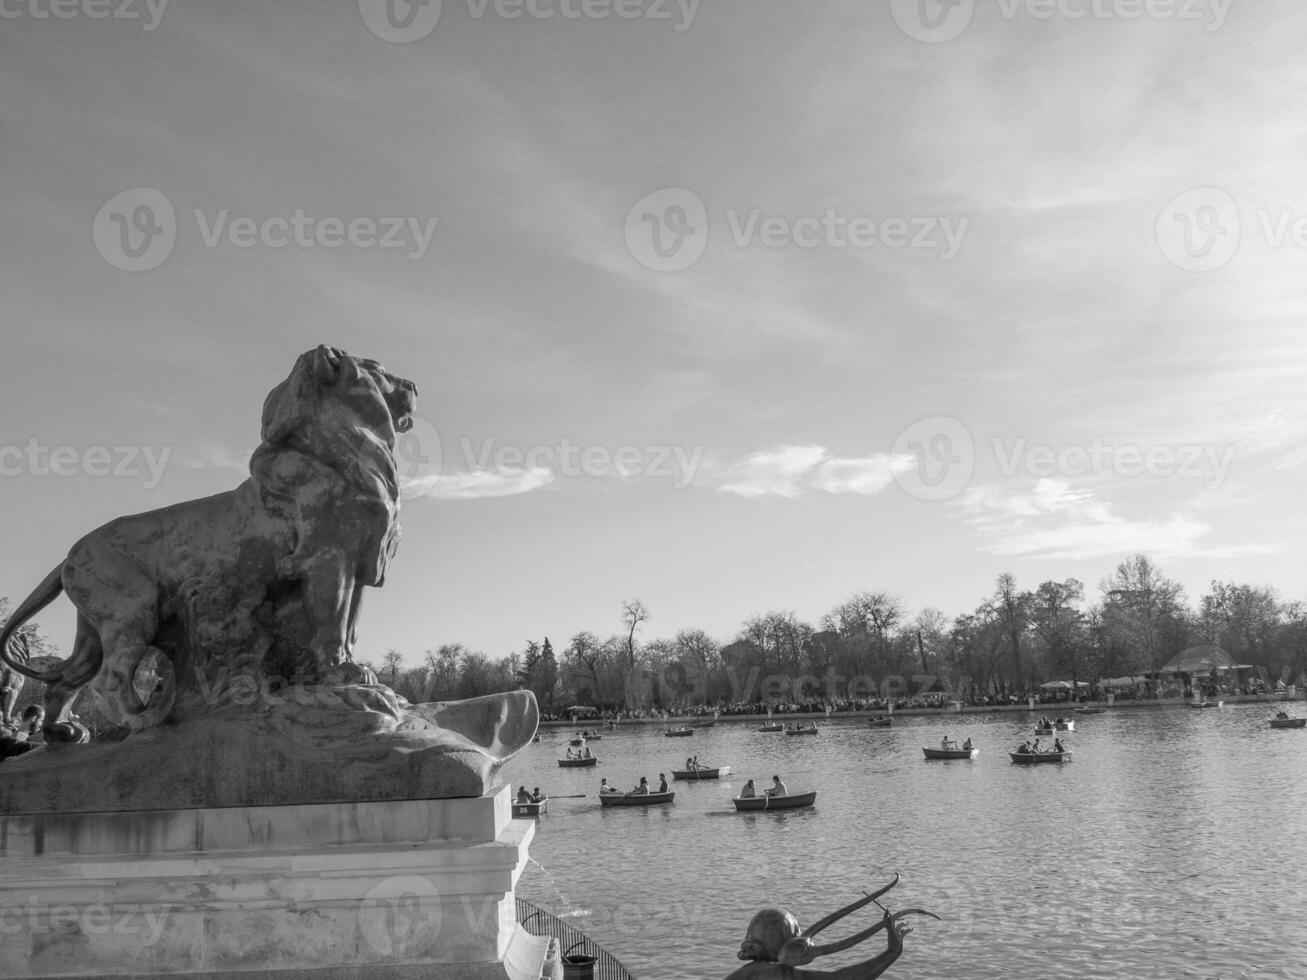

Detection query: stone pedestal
xmin=0 ymin=787 xmax=551 ymax=979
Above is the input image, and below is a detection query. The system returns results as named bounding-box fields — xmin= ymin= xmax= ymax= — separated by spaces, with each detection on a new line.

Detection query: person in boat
xmin=961 ymin=737 xmax=973 ymax=751
xmin=766 ymin=775 xmax=789 ymax=797
xmin=516 ymin=786 xmax=530 ymax=804
xmin=1053 ymin=738 xmax=1065 ymax=754
xmin=686 ymin=756 xmax=694 ymax=770
xmin=658 ymin=772 xmax=669 ymax=792
xmin=630 ymin=776 xmax=650 ymax=795
xmin=940 ymin=735 xmax=957 ymax=751
xmin=583 ymin=745 xmax=592 ymax=758
xmin=600 ymin=778 xmax=615 ymax=794
xmin=740 ymin=779 xmax=757 ymax=799
xmin=531 ymin=787 xmax=543 ymax=802
xmin=565 ymin=747 xmax=574 ymax=760
xmin=1276 ymin=710 xmax=1290 ymax=720
xmin=1016 ymin=740 xmax=1031 ymax=754
xmin=1031 ymin=737 xmax=1043 ymax=754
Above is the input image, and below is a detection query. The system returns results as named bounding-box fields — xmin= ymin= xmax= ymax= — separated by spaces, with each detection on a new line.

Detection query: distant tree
xmin=1099 ymin=554 xmax=1189 ymax=672
xmin=381 ymin=649 xmax=404 ymax=687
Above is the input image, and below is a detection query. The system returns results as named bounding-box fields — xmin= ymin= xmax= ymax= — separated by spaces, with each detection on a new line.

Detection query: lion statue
xmin=0 ymin=345 xmax=417 ymax=744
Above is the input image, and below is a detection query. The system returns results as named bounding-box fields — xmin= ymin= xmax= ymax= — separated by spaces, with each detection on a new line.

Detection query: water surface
xmin=501 ymin=705 xmax=1307 ymax=980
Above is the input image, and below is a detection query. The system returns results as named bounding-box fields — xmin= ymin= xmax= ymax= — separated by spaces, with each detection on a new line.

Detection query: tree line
xmin=5 ymin=554 xmax=1306 ymax=718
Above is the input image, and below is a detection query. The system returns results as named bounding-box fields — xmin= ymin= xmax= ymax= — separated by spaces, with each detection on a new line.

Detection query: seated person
xmin=583 ymin=746 xmax=592 ymax=758
xmin=961 ymin=737 xmax=973 ymax=751
xmin=516 ymin=785 xmax=531 ymax=804
xmin=600 ymin=778 xmax=616 ymax=794
xmin=565 ymin=747 xmax=574 ymax=759
xmin=531 ymin=787 xmax=543 ymax=802
xmin=1031 ymin=738 xmax=1043 ymax=753
xmin=1016 ymin=740 xmax=1031 ymax=754
xmin=1053 ymin=738 xmax=1065 ymax=753
xmin=631 ymin=776 xmax=650 ymax=795
xmin=0 ymin=705 xmax=42 ymax=760
xmin=658 ymin=773 xmax=669 ymax=793
xmin=739 ymin=779 xmax=757 ymax=799
xmin=765 ymin=775 xmax=788 ymax=797
xmin=1276 ymin=711 xmax=1290 ymax=720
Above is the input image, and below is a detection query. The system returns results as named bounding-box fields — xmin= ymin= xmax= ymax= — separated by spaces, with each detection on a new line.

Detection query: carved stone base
xmin=0 ymin=788 xmax=550 ymax=979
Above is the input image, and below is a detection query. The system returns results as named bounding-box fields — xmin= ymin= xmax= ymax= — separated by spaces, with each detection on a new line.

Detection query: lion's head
xmin=254 ymin=345 xmax=418 ymax=503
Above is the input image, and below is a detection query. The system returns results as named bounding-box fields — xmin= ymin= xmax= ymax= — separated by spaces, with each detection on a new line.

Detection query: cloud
xmin=955 ymin=479 xmax=1279 ymax=561
xmin=402 ymin=467 xmax=554 ymax=501
xmin=716 ymin=445 xmax=910 ymax=498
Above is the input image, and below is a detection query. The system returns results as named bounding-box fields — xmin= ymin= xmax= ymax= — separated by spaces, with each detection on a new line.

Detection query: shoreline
xmin=537 ymin=692 xmax=1304 ymax=728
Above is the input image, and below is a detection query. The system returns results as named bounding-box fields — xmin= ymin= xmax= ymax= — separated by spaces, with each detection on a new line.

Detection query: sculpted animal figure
xmin=725 ymin=877 xmax=938 ymax=980
xmin=0 ymin=346 xmax=417 ymax=744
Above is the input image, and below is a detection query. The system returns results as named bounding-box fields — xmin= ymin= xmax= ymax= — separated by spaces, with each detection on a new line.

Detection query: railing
xmin=516 ymin=897 xmax=636 ymax=980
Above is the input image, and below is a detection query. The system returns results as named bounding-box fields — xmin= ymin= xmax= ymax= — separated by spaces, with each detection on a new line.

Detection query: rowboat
xmin=599 ymin=790 xmax=675 ymax=807
xmin=1033 ymin=720 xmax=1075 ymax=734
xmin=866 ymin=716 xmax=892 ymax=728
xmin=922 ymin=747 xmax=978 ymax=760
xmin=512 ymin=798 xmax=547 ymax=818
xmin=690 ymin=716 xmax=718 ymax=728
xmin=1009 ymin=751 xmax=1072 ymax=764
xmin=757 ymin=723 xmax=784 ymax=733
xmin=558 ymin=756 xmax=597 ymax=767
xmin=785 ymin=725 xmax=818 ymax=736
xmin=578 ymin=731 xmax=603 ymax=740
xmin=1187 ymin=700 xmax=1223 ymax=709
xmin=1075 ymin=707 xmax=1106 ymax=715
xmin=1270 ymin=717 xmax=1306 ymax=729
xmin=733 ymin=790 xmax=817 ymax=811
xmin=671 ymin=765 xmax=731 ymax=780
xmin=664 ymin=727 xmax=694 ymax=738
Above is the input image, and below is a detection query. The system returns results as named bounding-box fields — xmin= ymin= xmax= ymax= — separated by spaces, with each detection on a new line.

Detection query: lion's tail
xmin=0 ymin=563 xmax=67 ymax=683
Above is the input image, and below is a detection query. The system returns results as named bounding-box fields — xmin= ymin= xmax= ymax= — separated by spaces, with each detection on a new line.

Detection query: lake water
xmin=500 ymin=704 xmax=1307 ymax=980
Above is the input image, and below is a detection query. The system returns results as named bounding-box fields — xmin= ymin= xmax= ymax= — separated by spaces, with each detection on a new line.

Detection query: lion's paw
xmin=321 ymin=662 xmax=377 ymax=687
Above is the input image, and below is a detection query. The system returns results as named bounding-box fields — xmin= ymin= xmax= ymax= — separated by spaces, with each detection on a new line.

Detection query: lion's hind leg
xmin=41 ymin=613 xmax=102 ymax=743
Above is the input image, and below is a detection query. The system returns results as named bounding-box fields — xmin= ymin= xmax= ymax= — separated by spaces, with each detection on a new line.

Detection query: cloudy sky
xmin=2 ymin=0 xmax=1304 ymax=664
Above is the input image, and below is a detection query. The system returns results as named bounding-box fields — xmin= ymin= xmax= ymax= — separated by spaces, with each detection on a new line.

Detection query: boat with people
xmin=578 ymin=731 xmax=602 ymax=740
xmin=671 ymin=764 xmax=731 ymax=780
xmin=1270 ymin=714 xmax=1306 ymax=729
xmin=558 ymin=756 xmax=598 ymax=767
xmin=785 ymin=724 xmax=819 ymax=736
xmin=732 ymin=790 xmax=817 ymax=811
xmin=599 ymin=790 xmax=675 ymax=807
xmin=664 ymin=727 xmax=694 ymax=738
xmin=922 ymin=746 xmax=978 ymax=760
xmin=1033 ymin=717 xmax=1075 ymax=734
xmin=757 ymin=722 xmax=784 ymax=733
xmin=689 ymin=714 xmax=718 ymax=729
xmin=512 ymin=797 xmax=548 ymax=818
xmin=1009 ymin=750 xmax=1072 ymax=764
xmin=866 ymin=716 xmax=892 ymax=727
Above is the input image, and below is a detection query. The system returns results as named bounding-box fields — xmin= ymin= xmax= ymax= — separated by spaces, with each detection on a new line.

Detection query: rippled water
xmin=500 ymin=705 xmax=1307 ymax=980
